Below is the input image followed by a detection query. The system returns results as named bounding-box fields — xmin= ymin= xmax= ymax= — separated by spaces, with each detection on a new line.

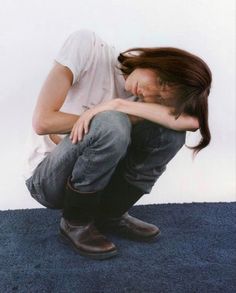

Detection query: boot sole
xmin=59 ymin=228 xmax=118 ymax=260
xmin=97 ymin=226 xmax=161 ymax=242
xmin=122 ymin=230 xmax=161 ymax=242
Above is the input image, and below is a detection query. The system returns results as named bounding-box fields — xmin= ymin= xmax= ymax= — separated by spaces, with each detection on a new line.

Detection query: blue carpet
xmin=0 ymin=202 xmax=235 ymax=293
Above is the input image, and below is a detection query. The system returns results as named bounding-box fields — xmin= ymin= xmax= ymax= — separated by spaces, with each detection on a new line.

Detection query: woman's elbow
xmin=33 ymin=122 xmax=46 ymax=135
xmin=32 ymin=115 xmax=47 ymax=135
xmin=189 ymin=117 xmax=200 ymax=132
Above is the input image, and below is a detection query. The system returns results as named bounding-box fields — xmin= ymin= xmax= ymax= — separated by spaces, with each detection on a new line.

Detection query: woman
xmin=24 ymin=29 xmax=212 ymax=260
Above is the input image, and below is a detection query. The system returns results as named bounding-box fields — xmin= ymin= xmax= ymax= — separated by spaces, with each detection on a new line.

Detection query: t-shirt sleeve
xmin=53 ymin=29 xmax=95 ymax=86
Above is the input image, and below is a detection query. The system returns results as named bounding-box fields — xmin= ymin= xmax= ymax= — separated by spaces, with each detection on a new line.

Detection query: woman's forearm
xmin=115 ymin=98 xmax=198 ymax=132
xmin=33 ymin=110 xmax=80 ymax=135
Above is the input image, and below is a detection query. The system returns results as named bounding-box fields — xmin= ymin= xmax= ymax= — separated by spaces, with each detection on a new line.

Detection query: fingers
xmin=77 ymin=123 xmax=84 ymax=141
xmin=70 ymin=113 xmax=93 ymax=144
xmin=69 ymin=124 xmax=75 ymax=140
xmin=70 ymin=121 xmax=87 ymax=144
xmin=70 ymin=124 xmax=76 ymax=144
xmin=84 ymin=119 xmax=90 ymax=134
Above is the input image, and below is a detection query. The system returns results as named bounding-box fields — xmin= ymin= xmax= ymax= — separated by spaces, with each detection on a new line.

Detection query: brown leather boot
xmin=94 ymin=167 xmax=161 ymax=241
xmin=95 ymin=211 xmax=160 ymax=242
xmin=59 ymin=176 xmax=118 ymax=260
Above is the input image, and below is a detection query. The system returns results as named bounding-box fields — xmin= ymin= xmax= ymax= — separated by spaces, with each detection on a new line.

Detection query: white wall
xmin=0 ymin=0 xmax=235 ymax=210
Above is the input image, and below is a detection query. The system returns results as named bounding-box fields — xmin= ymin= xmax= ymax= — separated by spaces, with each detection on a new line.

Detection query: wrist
xmin=114 ymin=98 xmax=126 ymax=111
xmin=92 ymin=98 xmax=120 ymax=115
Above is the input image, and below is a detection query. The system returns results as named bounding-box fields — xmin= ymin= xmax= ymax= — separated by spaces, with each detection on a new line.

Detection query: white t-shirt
xmin=21 ymin=29 xmax=136 ymax=181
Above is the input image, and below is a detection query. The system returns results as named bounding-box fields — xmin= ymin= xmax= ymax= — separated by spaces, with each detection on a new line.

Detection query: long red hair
xmin=116 ymin=47 xmax=212 ymax=159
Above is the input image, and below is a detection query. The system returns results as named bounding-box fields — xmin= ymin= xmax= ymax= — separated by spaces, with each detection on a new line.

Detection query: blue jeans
xmin=25 ymin=110 xmax=186 ymax=209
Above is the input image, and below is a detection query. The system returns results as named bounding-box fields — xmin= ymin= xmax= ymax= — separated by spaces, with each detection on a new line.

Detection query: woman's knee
xmin=92 ymin=110 xmax=131 ymax=132
xmin=134 ymin=120 xmax=186 ymax=152
xmin=90 ymin=110 xmax=132 ymax=151
xmin=161 ymin=127 xmax=186 ymax=150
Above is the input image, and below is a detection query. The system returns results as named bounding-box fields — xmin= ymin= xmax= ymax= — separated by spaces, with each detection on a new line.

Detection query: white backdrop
xmin=0 ymin=0 xmax=235 ymax=210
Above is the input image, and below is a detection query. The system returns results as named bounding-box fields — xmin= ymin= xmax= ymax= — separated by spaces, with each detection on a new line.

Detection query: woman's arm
xmin=69 ymin=98 xmax=199 ymax=144
xmin=32 ymin=62 xmax=79 ymax=135
xmin=115 ymin=98 xmax=199 ymax=132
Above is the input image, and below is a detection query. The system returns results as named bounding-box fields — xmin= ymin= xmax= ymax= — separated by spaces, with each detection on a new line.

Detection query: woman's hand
xmin=70 ymin=98 xmax=120 ymax=144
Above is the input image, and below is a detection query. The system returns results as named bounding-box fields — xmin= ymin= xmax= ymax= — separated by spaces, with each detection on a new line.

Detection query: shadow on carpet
xmin=0 ymin=202 xmax=236 ymax=293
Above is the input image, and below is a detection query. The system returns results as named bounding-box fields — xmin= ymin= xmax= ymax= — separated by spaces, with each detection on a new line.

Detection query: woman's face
xmin=124 ymin=68 xmax=177 ymax=106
